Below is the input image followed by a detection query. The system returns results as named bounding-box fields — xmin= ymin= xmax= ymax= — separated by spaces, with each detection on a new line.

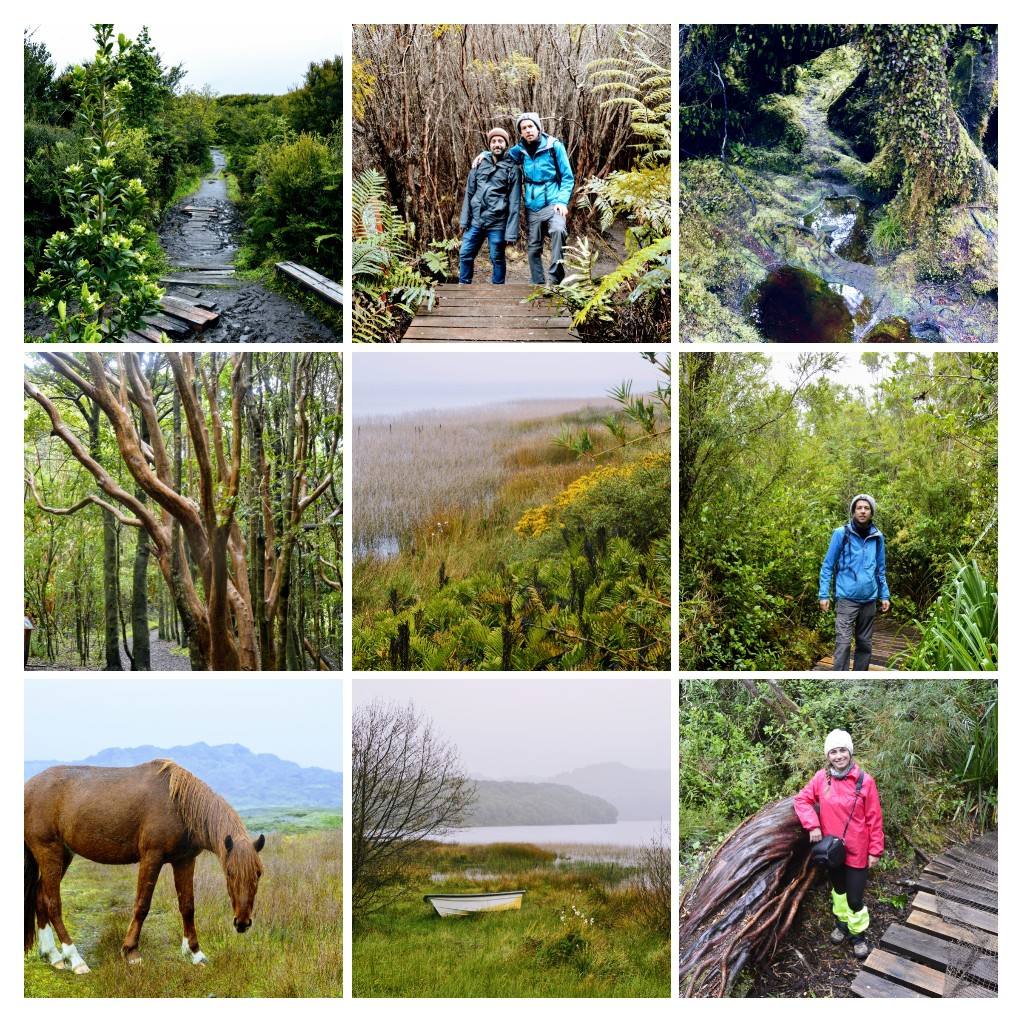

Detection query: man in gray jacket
xmin=459 ymin=127 xmax=521 ymax=284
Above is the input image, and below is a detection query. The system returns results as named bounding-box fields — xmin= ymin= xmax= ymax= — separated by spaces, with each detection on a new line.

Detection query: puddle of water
xmin=805 ymin=196 xmax=873 ymax=264
xmin=747 ymin=266 xmax=857 ymax=343
xmin=430 ymin=870 xmax=500 ymax=882
xmin=354 ymin=535 xmax=401 ymax=560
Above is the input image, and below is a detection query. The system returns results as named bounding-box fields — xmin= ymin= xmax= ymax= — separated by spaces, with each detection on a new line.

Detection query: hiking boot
xmin=830 ymin=917 xmax=848 ymax=944
xmin=851 ymin=934 xmax=870 ymax=959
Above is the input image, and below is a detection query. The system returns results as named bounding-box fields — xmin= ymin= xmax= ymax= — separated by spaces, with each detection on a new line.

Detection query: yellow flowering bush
xmin=516 ymin=451 xmax=669 ymax=538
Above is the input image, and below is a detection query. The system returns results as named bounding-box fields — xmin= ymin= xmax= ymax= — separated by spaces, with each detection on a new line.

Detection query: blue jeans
xmin=459 ymin=225 xmax=507 ymax=284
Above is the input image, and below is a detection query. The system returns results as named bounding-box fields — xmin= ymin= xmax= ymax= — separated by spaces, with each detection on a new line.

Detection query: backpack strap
xmin=840 ymin=771 xmax=864 ymax=841
xmin=830 ymin=526 xmax=850 ymax=598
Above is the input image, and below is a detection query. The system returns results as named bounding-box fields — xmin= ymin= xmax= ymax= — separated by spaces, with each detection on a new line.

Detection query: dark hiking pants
xmin=526 ymin=205 xmax=567 ymax=284
xmin=459 ymin=225 xmax=507 ymax=284
xmin=832 ymin=599 xmax=876 ymax=671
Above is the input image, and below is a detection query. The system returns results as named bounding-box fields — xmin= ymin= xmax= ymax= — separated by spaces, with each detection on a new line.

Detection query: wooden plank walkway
xmin=852 ymin=832 xmax=997 ymax=998
xmin=275 ymin=261 xmax=345 ymax=308
xmin=404 ymin=283 xmax=579 ymax=342
xmin=812 ymin=617 xmax=918 ymax=671
xmin=122 ymin=294 xmax=221 ymax=344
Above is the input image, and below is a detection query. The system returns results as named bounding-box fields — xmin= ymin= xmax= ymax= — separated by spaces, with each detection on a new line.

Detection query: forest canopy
xmin=24 ymin=353 xmax=342 ymax=671
xmin=679 ymin=353 xmax=997 ymax=670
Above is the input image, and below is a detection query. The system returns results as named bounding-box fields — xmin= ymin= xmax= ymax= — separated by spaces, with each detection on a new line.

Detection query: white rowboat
xmin=423 ymin=890 xmax=526 ymax=917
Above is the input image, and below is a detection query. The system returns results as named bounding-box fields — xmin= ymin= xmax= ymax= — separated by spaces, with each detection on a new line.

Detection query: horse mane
xmin=157 ymin=760 xmax=256 ymax=873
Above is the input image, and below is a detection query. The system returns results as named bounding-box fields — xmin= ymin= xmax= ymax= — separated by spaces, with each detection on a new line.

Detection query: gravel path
xmin=27 ymin=629 xmax=192 ymax=672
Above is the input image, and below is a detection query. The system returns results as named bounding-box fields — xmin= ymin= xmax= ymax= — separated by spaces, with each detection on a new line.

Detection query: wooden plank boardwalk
xmin=404 ymin=283 xmax=579 ymax=342
xmin=275 ymin=261 xmax=345 ymax=308
xmin=812 ymin=617 xmax=918 ymax=671
xmin=851 ymin=832 xmax=997 ymax=998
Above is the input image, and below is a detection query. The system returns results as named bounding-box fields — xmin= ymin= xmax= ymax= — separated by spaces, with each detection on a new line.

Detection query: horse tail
xmin=24 ymin=844 xmax=39 ymax=952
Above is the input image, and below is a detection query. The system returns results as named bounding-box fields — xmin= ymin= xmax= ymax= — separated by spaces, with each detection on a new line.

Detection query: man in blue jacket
xmin=818 ymin=494 xmax=891 ymax=671
xmin=459 ymin=127 xmax=521 ymax=284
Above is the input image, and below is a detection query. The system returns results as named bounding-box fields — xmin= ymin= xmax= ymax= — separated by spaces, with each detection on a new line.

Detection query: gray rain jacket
xmin=460 ymin=154 xmax=522 ymax=241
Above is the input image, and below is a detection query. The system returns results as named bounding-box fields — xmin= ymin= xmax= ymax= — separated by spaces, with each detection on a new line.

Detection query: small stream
xmin=747 ymin=193 xmax=947 ymax=343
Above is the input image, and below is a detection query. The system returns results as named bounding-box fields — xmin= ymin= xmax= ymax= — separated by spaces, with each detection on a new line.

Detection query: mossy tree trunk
xmin=863 ymin=25 xmax=995 ymax=234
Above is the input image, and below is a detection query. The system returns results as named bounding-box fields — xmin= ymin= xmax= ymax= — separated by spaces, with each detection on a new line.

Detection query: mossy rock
xmin=912 ymin=206 xmax=997 ymax=294
xmin=754 ymin=94 xmax=807 ymax=154
xmin=862 ymin=317 xmax=911 ymax=343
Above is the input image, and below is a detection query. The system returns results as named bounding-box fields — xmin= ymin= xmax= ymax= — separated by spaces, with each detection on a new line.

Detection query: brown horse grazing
xmin=24 ymin=760 xmax=265 ymax=973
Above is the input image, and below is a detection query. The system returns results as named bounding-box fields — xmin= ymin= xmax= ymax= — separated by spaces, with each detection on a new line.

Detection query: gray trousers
xmin=832 ymin=599 xmax=876 ymax=671
xmin=526 ymin=205 xmax=567 ymax=284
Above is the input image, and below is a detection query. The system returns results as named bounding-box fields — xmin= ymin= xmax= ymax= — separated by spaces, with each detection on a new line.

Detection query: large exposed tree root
xmin=679 ymin=797 xmax=818 ymax=997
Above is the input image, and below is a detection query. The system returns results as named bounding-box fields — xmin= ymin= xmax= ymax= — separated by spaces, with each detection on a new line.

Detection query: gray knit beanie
xmin=849 ymin=493 xmax=876 ymax=518
xmin=517 ymin=112 xmax=542 ymax=134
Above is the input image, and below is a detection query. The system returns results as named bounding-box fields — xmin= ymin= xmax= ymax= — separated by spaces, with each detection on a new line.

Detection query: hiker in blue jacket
xmin=818 ymin=494 xmax=891 ymax=671
xmin=459 ymin=127 xmax=521 ymax=284
xmin=475 ymin=113 xmax=575 ymax=284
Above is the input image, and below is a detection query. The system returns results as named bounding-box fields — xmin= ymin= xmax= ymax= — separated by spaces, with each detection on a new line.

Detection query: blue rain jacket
xmin=507 ymin=133 xmax=574 ymax=211
xmin=818 ymin=523 xmax=890 ymax=603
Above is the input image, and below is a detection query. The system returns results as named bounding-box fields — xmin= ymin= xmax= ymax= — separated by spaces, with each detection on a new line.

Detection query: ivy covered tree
xmin=863 ymin=25 xmax=997 ymax=233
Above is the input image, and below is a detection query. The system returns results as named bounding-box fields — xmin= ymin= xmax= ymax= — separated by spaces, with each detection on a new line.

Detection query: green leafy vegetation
xmin=216 ymin=57 xmax=344 ymax=281
xmin=24 ymin=353 xmax=343 ymax=672
xmin=353 ymin=842 xmax=668 ymax=997
xmin=679 ymin=352 xmax=997 ymax=670
xmin=25 ymin=26 xmax=215 ymax=331
xmin=353 ymin=356 xmax=670 ymax=670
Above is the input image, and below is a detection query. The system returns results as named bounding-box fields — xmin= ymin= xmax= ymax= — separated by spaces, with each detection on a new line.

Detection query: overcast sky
xmin=354 ymin=351 xmax=664 ymax=417
xmin=355 ymin=678 xmax=671 ymax=778
xmin=765 ymin=352 xmax=893 ymax=393
xmin=28 ymin=23 xmax=342 ymax=94
xmin=25 ymin=678 xmax=341 ymax=771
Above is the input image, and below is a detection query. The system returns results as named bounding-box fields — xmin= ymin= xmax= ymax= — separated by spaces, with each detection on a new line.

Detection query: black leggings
xmin=828 ymin=864 xmax=868 ymax=912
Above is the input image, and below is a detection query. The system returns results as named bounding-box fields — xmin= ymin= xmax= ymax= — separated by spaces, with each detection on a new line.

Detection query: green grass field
xmin=24 ymin=814 xmax=341 ymax=998
xmin=353 ymin=842 xmax=669 ymax=997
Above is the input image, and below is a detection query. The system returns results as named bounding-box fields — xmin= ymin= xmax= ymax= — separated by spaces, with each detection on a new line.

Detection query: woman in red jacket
xmin=793 ymin=728 xmax=885 ymax=958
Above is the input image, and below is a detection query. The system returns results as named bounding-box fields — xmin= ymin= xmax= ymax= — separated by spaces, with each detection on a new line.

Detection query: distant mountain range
xmin=549 ymin=761 xmax=669 ymax=821
xmin=24 ymin=742 xmax=341 ymax=809
xmin=464 ymin=780 xmax=617 ymax=826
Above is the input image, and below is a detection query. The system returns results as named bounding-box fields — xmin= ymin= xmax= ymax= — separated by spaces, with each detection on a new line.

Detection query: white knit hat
xmin=824 ymin=729 xmax=853 ymax=756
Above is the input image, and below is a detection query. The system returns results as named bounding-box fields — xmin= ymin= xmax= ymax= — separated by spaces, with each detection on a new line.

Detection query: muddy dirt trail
xmin=157 ymin=149 xmax=338 ymax=343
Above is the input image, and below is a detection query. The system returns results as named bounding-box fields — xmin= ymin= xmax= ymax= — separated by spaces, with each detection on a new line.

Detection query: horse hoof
xmin=73 ymin=962 xmax=91 ymax=975
xmin=52 ymin=960 xmax=67 ymax=971
xmin=126 ymin=956 xmax=143 ymax=967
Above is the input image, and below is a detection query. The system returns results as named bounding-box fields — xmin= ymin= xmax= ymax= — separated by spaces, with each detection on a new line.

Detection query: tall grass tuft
xmin=904 ymin=557 xmax=997 ymax=670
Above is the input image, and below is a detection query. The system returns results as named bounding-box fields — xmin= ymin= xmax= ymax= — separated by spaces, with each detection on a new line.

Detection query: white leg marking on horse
xmin=39 ymin=925 xmax=64 ymax=965
xmin=61 ymin=943 xmax=90 ymax=974
xmin=181 ymin=937 xmax=209 ymax=965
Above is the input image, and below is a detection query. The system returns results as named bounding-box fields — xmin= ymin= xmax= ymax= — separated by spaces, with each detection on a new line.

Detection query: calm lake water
xmin=433 ymin=820 xmax=665 ymax=847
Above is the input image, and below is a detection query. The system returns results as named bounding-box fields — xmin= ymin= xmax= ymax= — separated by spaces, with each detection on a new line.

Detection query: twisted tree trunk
xmin=679 ymin=797 xmax=817 ymax=997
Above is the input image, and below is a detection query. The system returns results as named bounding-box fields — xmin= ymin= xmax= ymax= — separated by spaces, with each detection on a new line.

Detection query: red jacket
xmin=793 ymin=764 xmax=884 ymax=869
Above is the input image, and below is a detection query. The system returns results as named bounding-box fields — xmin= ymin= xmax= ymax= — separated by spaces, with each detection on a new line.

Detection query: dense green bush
xmin=242 ymin=131 xmax=343 ymax=278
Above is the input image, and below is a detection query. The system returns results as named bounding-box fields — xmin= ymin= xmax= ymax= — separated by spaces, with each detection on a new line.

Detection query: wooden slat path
xmin=852 ymin=832 xmax=997 ymax=998
xmin=120 ymin=294 xmax=221 ymax=344
xmin=812 ymin=617 xmax=918 ymax=671
xmin=275 ymin=261 xmax=345 ymax=308
xmin=404 ymin=283 xmax=579 ymax=342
